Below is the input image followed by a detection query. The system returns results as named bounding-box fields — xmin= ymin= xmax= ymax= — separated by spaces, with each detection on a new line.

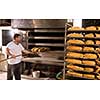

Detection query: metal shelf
xmin=64 ymin=23 xmax=100 ymax=80
xmin=28 ymin=43 xmax=64 ymax=47
xmin=67 ymin=36 xmax=100 ymax=40
xmin=67 ymin=30 xmax=100 ymax=33
xmin=28 ymin=36 xmax=64 ymax=40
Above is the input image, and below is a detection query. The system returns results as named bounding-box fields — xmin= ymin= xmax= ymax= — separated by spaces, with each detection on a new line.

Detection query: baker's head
xmin=13 ymin=34 xmax=21 ymax=43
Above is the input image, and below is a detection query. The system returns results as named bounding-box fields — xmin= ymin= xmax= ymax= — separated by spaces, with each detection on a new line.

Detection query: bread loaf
xmin=67 ymin=33 xmax=83 ymax=37
xmin=83 ymin=54 xmax=97 ymax=59
xmin=96 ymin=68 xmax=100 ymax=73
xmin=83 ymin=47 xmax=95 ymax=52
xmin=96 ymin=60 xmax=100 ymax=65
xmin=68 ymin=27 xmax=84 ymax=30
xmin=85 ymin=26 xmax=96 ymax=30
xmin=65 ymin=59 xmax=82 ymax=64
xmin=66 ymin=46 xmax=82 ymax=51
xmin=96 ymin=48 xmax=100 ymax=52
xmin=96 ymin=41 xmax=100 ymax=45
xmin=67 ymin=65 xmax=84 ymax=71
xmin=82 ymin=60 xmax=96 ymax=66
xmin=83 ymin=74 xmax=95 ymax=79
xmin=97 ymin=26 xmax=100 ymax=30
xmin=31 ymin=48 xmax=39 ymax=52
xmin=67 ymin=40 xmax=84 ymax=44
xmin=84 ymin=68 xmax=94 ymax=72
xmin=96 ymin=34 xmax=100 ymax=37
xmin=85 ymin=33 xmax=94 ymax=38
xmin=67 ymin=52 xmax=83 ymax=58
xmin=67 ymin=71 xmax=83 ymax=77
xmin=97 ymin=75 xmax=100 ymax=79
xmin=85 ymin=40 xmax=94 ymax=45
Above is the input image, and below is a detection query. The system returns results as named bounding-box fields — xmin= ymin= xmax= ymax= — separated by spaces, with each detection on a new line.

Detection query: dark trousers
xmin=7 ymin=63 xmax=21 ymax=80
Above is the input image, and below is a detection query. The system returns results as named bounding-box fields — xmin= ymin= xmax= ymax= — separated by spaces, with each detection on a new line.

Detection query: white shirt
xmin=6 ymin=41 xmax=25 ymax=65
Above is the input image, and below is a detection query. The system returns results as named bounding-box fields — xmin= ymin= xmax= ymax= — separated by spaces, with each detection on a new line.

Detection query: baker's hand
xmin=11 ymin=54 xmax=16 ymax=59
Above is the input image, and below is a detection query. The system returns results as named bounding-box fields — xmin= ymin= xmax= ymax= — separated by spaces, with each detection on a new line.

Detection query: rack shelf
xmin=64 ymin=23 xmax=100 ymax=80
xmin=67 ymin=30 xmax=100 ymax=33
xmin=28 ymin=36 xmax=64 ymax=40
xmin=28 ymin=43 xmax=64 ymax=47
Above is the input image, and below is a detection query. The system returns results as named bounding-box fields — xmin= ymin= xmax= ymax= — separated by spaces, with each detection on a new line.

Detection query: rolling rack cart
xmin=64 ymin=23 xmax=100 ymax=80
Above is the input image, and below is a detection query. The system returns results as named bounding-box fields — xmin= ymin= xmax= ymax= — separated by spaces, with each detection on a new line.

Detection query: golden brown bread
xmin=82 ymin=60 xmax=96 ymax=66
xmin=85 ymin=26 xmax=96 ymax=30
xmin=97 ymin=75 xmax=100 ymax=79
xmin=31 ymin=48 xmax=39 ymax=52
xmin=96 ymin=68 xmax=100 ymax=73
xmin=67 ymin=65 xmax=84 ymax=71
xmin=97 ymin=53 xmax=100 ymax=58
xmin=84 ymin=68 xmax=94 ymax=72
xmin=68 ymin=27 xmax=84 ymax=30
xmin=83 ymin=47 xmax=95 ymax=52
xmin=96 ymin=48 xmax=100 ymax=52
xmin=83 ymin=74 xmax=95 ymax=79
xmin=96 ymin=41 xmax=100 ymax=45
xmin=67 ymin=71 xmax=83 ymax=77
xmin=67 ymin=52 xmax=83 ymax=58
xmin=96 ymin=60 xmax=100 ymax=65
xmin=65 ymin=59 xmax=82 ymax=64
xmin=67 ymin=33 xmax=83 ymax=37
xmin=96 ymin=34 xmax=100 ymax=37
xmin=83 ymin=54 xmax=97 ymax=59
xmin=97 ymin=26 xmax=100 ymax=30
xmin=85 ymin=33 xmax=94 ymax=38
xmin=85 ymin=40 xmax=94 ymax=45
xmin=67 ymin=40 xmax=84 ymax=44
xmin=66 ymin=46 xmax=82 ymax=51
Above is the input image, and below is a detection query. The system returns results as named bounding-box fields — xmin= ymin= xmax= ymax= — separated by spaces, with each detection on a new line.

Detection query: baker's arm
xmin=22 ymin=49 xmax=33 ymax=54
xmin=6 ymin=48 xmax=16 ymax=58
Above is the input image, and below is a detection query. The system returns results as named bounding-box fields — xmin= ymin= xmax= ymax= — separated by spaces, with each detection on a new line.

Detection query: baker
xmin=6 ymin=33 xmax=32 ymax=80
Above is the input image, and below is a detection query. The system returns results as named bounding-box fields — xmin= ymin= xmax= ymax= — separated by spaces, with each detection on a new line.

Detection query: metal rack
xmin=26 ymin=30 xmax=64 ymax=51
xmin=64 ymin=23 xmax=100 ymax=80
xmin=21 ymin=28 xmax=65 ymax=79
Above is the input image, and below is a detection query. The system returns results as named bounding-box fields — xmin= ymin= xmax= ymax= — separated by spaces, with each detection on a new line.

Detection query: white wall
xmin=73 ymin=19 xmax=82 ymax=27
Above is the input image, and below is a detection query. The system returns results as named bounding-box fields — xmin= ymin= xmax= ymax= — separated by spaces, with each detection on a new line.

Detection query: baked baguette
xmin=96 ymin=48 xmax=100 ymax=52
xmin=66 ymin=46 xmax=82 ymax=51
xmin=67 ymin=71 xmax=83 ymax=77
xmin=67 ymin=40 xmax=84 ymax=44
xmin=84 ymin=68 xmax=94 ymax=72
xmin=68 ymin=27 xmax=84 ymax=30
xmin=83 ymin=54 xmax=97 ymax=59
xmin=97 ymin=26 xmax=100 ymax=30
xmin=82 ymin=60 xmax=96 ymax=66
xmin=85 ymin=33 xmax=94 ymax=38
xmin=96 ymin=41 xmax=100 ymax=45
xmin=85 ymin=26 xmax=96 ymax=30
xmin=83 ymin=74 xmax=95 ymax=79
xmin=67 ymin=65 xmax=84 ymax=71
xmin=65 ymin=59 xmax=82 ymax=64
xmin=67 ymin=33 xmax=83 ymax=37
xmin=83 ymin=47 xmax=95 ymax=52
xmin=85 ymin=40 xmax=94 ymax=45
xmin=67 ymin=52 xmax=83 ymax=58
xmin=96 ymin=33 xmax=100 ymax=37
